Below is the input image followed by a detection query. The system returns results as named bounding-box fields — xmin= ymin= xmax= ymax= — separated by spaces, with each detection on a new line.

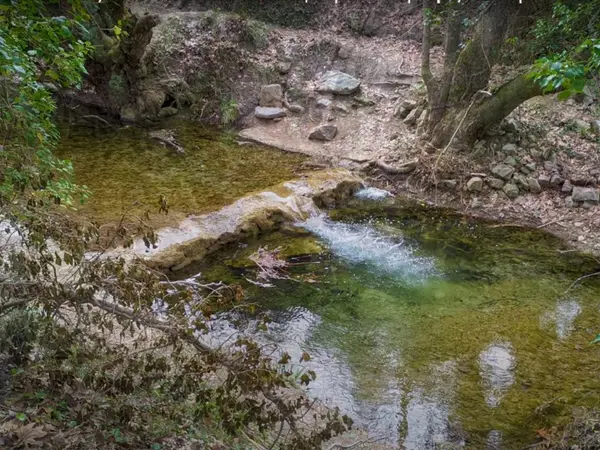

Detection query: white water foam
xmin=298 ymin=215 xmax=436 ymax=279
xmin=354 ymin=187 xmax=393 ymax=200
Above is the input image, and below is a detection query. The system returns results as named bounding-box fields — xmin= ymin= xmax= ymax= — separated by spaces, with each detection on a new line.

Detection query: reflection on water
xmin=195 ymin=203 xmax=600 ymax=448
xmin=541 ymin=298 xmax=582 ymax=340
xmin=478 ymin=342 xmax=516 ymax=408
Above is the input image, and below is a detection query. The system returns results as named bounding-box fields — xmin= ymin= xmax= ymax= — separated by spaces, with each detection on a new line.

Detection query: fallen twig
xmin=564 ymin=271 xmax=600 ymax=295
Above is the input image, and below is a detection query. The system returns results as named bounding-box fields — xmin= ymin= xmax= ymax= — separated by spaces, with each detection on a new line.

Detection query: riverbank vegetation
xmin=0 ymin=1 xmax=350 ymax=448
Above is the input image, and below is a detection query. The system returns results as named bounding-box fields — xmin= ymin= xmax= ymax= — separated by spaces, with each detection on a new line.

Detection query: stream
xmin=57 ymin=126 xmax=600 ymax=449
xmin=189 ymin=196 xmax=600 ymax=449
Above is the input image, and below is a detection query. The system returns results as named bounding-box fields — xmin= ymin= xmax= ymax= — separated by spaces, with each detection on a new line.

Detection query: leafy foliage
xmin=0 ymin=2 xmax=352 ymax=449
xmin=0 ymin=0 xmax=92 ymax=207
xmin=528 ymin=2 xmax=600 ymax=100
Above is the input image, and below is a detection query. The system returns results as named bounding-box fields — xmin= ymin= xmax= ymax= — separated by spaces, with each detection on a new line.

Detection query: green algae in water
xmin=195 ymin=202 xmax=600 ymax=448
xmin=55 ymin=121 xmax=306 ymax=224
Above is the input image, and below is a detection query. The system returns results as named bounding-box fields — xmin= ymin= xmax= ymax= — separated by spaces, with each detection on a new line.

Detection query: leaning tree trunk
xmin=420 ymin=0 xmax=542 ymax=149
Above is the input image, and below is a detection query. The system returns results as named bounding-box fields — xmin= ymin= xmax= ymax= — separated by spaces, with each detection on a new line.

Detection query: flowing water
xmin=189 ymin=197 xmax=600 ymax=449
xmin=55 ymin=121 xmax=306 ymax=225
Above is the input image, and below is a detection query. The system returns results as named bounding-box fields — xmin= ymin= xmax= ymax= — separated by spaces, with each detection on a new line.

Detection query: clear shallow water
xmin=55 ymin=121 xmax=306 ymax=225
xmin=190 ymin=200 xmax=600 ymax=448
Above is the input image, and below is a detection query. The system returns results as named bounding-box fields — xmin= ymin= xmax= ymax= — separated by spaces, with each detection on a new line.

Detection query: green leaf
xmin=557 ymin=90 xmax=572 ymax=101
xmin=16 ymin=412 xmax=27 ymax=421
xmin=591 ymin=334 xmax=600 ymax=344
xmin=151 ymin=444 xmax=161 ymax=450
xmin=571 ymin=77 xmax=587 ymax=92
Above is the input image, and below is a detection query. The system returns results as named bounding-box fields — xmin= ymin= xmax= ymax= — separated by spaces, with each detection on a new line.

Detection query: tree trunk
xmin=429 ymin=74 xmax=542 ymax=148
xmin=421 ymin=0 xmax=531 ymax=148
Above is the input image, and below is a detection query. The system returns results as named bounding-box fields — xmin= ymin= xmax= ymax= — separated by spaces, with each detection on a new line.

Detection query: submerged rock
xmin=317 ymin=71 xmax=361 ymax=95
xmin=149 ymin=129 xmax=184 ymax=154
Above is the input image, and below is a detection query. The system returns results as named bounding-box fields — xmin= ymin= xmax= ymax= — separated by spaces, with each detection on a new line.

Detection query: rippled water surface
xmin=190 ymin=198 xmax=600 ymax=448
xmin=56 ymin=121 xmax=306 ymax=224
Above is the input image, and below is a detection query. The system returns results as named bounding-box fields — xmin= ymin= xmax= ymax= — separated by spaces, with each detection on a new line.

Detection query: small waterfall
xmin=354 ymin=187 xmax=393 ymax=200
xmin=298 ymin=215 xmax=436 ymax=279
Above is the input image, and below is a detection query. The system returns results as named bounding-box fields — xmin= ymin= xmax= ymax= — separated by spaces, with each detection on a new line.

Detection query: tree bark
xmin=430 ymin=74 xmax=542 ymax=148
xmin=421 ymin=0 xmax=529 ymax=148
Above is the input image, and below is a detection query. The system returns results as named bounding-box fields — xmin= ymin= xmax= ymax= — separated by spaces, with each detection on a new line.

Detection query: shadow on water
xmin=190 ymin=198 xmax=600 ymax=449
xmin=55 ymin=121 xmax=306 ymax=226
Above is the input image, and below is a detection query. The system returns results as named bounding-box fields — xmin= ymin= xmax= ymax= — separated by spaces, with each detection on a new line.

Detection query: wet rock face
xmin=479 ymin=342 xmax=516 ymax=408
xmin=133 ymin=170 xmax=363 ymax=271
xmin=316 ymin=71 xmax=361 ymax=95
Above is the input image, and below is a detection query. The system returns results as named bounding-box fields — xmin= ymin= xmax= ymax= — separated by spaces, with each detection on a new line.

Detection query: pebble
xmin=578 ymin=236 xmax=585 ymax=242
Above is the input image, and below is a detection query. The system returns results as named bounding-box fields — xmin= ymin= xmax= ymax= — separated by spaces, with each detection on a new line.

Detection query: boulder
xmin=504 ymin=156 xmax=518 ymax=167
xmin=572 ymin=187 xmax=599 ymax=204
xmin=528 ymin=178 xmax=542 ymax=193
xmin=503 ymin=183 xmax=519 ymax=199
xmin=487 ymin=177 xmax=505 ymax=190
xmin=317 ymin=71 xmax=361 ymax=95
xmin=394 ymin=99 xmax=417 ymax=119
xmin=467 ymin=177 xmax=484 ymax=192
xmin=561 ymin=180 xmax=574 ymax=193
xmin=255 ymin=106 xmax=287 ymax=119
xmin=286 ymin=104 xmax=305 ymax=114
xmin=403 ymin=106 xmax=423 ymax=126
xmin=260 ymin=84 xmax=283 ymax=107
xmin=537 ymin=174 xmax=551 ymax=188
xmin=502 ymin=143 xmax=517 ymax=155
xmin=550 ymin=174 xmax=564 ymax=187
xmin=316 ymin=98 xmax=332 ymax=108
xmin=513 ymin=173 xmax=529 ymax=191
xmin=337 ymin=45 xmax=353 ymax=60
xmin=592 ymin=120 xmax=600 ymax=135
xmin=309 ymin=124 xmax=337 ymax=141
xmin=565 ymin=196 xmax=576 ymax=208
xmin=491 ymin=164 xmax=515 ymax=181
